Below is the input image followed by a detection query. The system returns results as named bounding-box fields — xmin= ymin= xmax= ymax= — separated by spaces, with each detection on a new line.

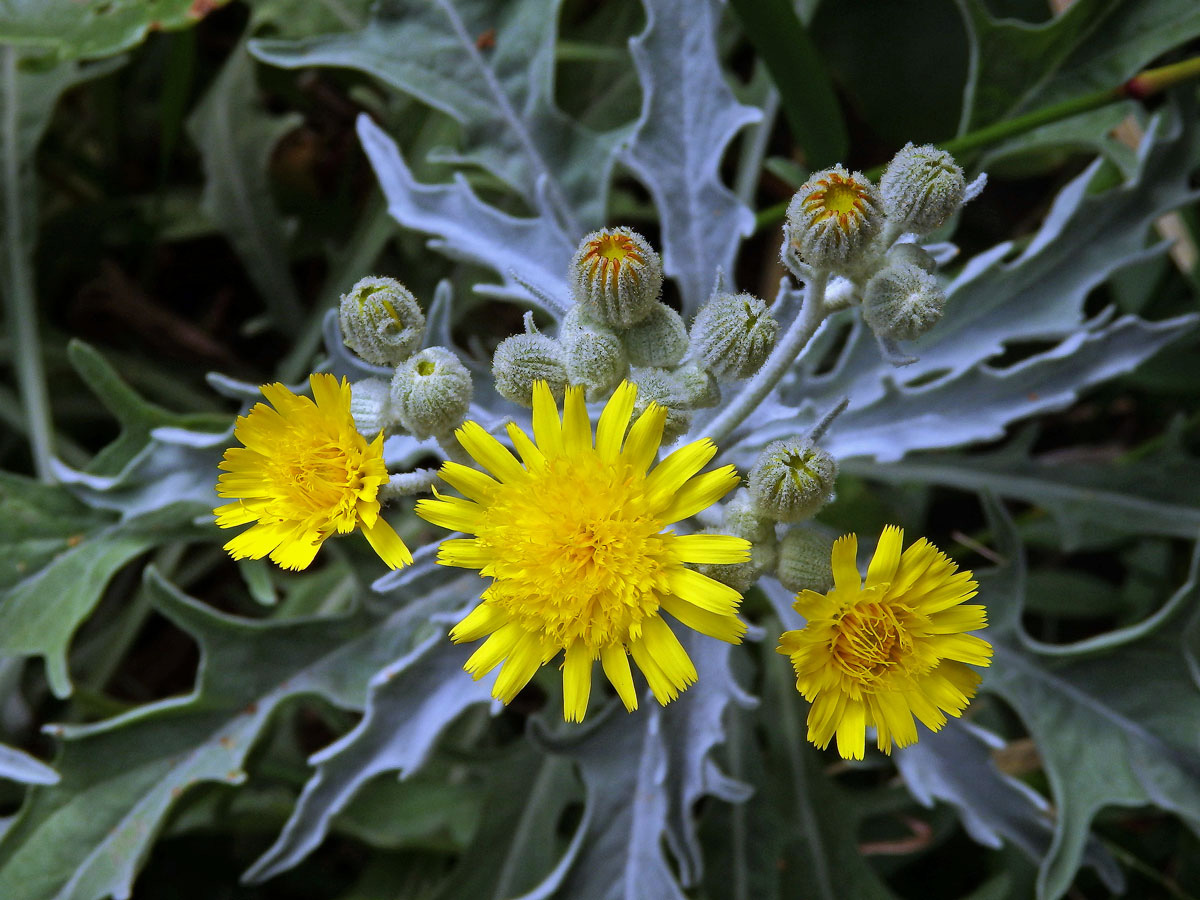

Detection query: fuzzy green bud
xmin=748 ymin=438 xmax=837 ymax=523
xmin=349 ymin=377 xmax=393 ymax=435
xmin=570 ymin=227 xmax=664 ymax=328
xmin=862 ymin=261 xmax=946 ymax=342
xmin=722 ymin=487 xmax=775 ymax=544
xmin=690 ymin=292 xmax=778 ymax=379
xmin=674 ymin=361 xmax=720 ymax=409
xmin=631 ymin=366 xmax=691 ymax=444
xmin=880 ymin=143 xmax=966 ymax=235
xmin=561 ymin=304 xmax=629 ymax=401
xmin=390 ymin=346 xmax=473 ymax=439
xmin=776 ymin=527 xmax=835 ymax=593
xmin=887 ymin=242 xmax=937 ymax=273
xmin=621 ymin=302 xmax=688 ymax=368
xmin=339 ymin=276 xmax=426 ymax=366
xmin=493 ymin=332 xmax=568 ymax=406
xmin=786 ymin=166 xmax=884 ymax=271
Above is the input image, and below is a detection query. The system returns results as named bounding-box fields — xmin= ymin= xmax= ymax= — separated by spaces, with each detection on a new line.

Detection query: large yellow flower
xmin=214 ymin=373 xmax=412 ymax=571
xmin=417 ymin=381 xmax=750 ymax=722
xmin=778 ymin=526 xmax=991 ymax=759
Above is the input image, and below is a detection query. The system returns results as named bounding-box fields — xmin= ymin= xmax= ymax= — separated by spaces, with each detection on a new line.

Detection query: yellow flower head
xmin=214 ymin=373 xmax=413 ymax=572
xmin=417 ymin=381 xmax=750 ymax=722
xmin=777 ymin=526 xmax=991 ymax=760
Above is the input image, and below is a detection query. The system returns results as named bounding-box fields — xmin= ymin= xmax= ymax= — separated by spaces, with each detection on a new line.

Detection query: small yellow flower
xmin=777 ymin=526 xmax=991 ymax=760
xmin=214 ymin=373 xmax=412 ymax=571
xmin=417 ymin=381 xmax=750 ymax=722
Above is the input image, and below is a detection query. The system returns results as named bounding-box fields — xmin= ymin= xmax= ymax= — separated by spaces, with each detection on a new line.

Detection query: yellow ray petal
xmin=657 ymin=466 xmax=741 ymax=524
xmin=464 ymin=622 xmax=524 ymax=678
xmin=563 ymin=642 xmax=594 ymax=722
xmin=667 ymin=567 xmax=742 ymax=615
xmin=415 ymin=493 xmax=485 ymax=534
xmin=493 ymin=632 xmax=546 ymax=703
xmin=659 ymin=594 xmax=747 ymax=644
xmin=439 ymin=461 xmax=500 ymax=503
xmin=645 ymin=439 xmax=716 ymax=501
xmin=601 ymin=644 xmax=639 ymax=711
xmin=455 ymin=421 xmax=527 ymax=483
xmin=561 ymin=385 xmax=591 ymax=455
xmin=835 ymin=698 xmax=867 ymax=760
xmin=361 ymin=516 xmax=412 ymax=569
xmin=671 ymin=533 xmax=751 ymax=564
xmin=865 ymin=525 xmax=903 ymax=588
xmin=628 ymin=637 xmax=679 ymax=705
xmin=507 ymin=422 xmax=547 ymax=470
xmin=531 ymin=381 xmax=564 ymax=458
xmin=595 ymin=381 xmax=637 ymax=462
xmin=640 ymin=616 xmax=697 ymax=691
xmin=450 ymin=602 xmax=508 ymax=643
xmin=621 ymin=403 xmax=667 ymax=473
xmin=830 ymin=533 xmax=860 ymax=592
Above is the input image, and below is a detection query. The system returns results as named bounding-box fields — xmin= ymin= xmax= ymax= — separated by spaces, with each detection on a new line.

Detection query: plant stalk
xmin=2 ymin=46 xmax=55 ymax=481
xmin=704 ymin=272 xmax=827 ymax=445
xmin=754 ymin=54 xmax=1200 ymax=232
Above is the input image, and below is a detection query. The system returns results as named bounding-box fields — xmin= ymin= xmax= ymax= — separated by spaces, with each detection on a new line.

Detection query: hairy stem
xmin=704 ymin=272 xmax=827 ymax=445
xmin=2 ymin=47 xmax=54 ymax=481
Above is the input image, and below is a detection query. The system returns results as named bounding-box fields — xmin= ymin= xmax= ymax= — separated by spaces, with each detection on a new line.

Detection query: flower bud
xmin=748 ymin=438 xmax=837 ymax=523
xmin=696 ymin=529 xmax=778 ymax=594
xmin=561 ymin=305 xmax=629 ymax=401
xmin=493 ymin=332 xmax=568 ymax=406
xmin=390 ymin=346 xmax=473 ymax=439
xmin=674 ymin=361 xmax=720 ymax=409
xmin=349 ymin=377 xmax=393 ymax=435
xmin=722 ymin=488 xmax=775 ymax=544
xmin=630 ymin=366 xmax=691 ymax=444
xmin=785 ymin=166 xmax=884 ymax=271
xmin=776 ymin=527 xmax=835 ymax=593
xmin=880 ymin=144 xmax=966 ymax=235
xmin=886 ymin=241 xmax=936 ymax=273
xmin=690 ymin=292 xmax=778 ymax=379
xmin=621 ymin=302 xmax=688 ymax=368
xmin=862 ymin=261 xmax=946 ymax=342
xmin=339 ymin=276 xmax=425 ymax=366
xmin=570 ymin=227 xmax=663 ymax=328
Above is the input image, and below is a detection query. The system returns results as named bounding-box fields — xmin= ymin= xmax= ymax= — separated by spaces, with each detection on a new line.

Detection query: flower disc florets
xmin=214 ymin=373 xmax=412 ymax=571
xmin=786 ymin=166 xmax=884 ymax=271
xmin=417 ymin=381 xmax=750 ymax=722
xmin=778 ymin=527 xmax=992 ymax=759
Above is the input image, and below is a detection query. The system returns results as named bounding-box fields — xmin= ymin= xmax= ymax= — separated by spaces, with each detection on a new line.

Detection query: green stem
xmin=754 ymin=54 xmax=1200 ymax=232
xmin=704 ymin=272 xmax=827 ymax=445
xmin=2 ymin=47 xmax=55 ymax=481
xmin=276 ymin=195 xmax=394 ymax=383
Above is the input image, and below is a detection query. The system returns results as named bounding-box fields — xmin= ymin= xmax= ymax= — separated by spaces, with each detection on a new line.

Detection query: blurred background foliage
xmin=0 ymin=0 xmax=1199 ymax=897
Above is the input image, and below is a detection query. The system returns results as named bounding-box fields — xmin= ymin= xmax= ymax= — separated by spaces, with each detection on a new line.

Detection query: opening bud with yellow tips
xmin=570 ymin=226 xmax=664 ymax=328
xmin=785 ymin=166 xmax=884 ymax=272
xmin=390 ymin=346 xmax=473 ymax=439
xmin=339 ymin=276 xmax=426 ymax=366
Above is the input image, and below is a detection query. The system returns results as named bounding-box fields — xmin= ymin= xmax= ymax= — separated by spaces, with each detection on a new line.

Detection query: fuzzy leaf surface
xmin=979 ymin=501 xmax=1200 ymax=899
xmin=622 ymin=0 xmax=760 ymax=312
xmin=250 ymin=0 xmax=624 ymax=232
xmin=0 ymin=557 xmax=476 ymax=900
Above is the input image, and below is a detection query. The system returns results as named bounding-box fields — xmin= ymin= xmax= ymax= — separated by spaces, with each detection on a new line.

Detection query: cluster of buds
xmin=491 ymin=227 xmax=780 ymax=444
xmin=782 ymin=145 xmax=976 ymax=357
xmin=338 ymin=276 xmax=473 ymax=447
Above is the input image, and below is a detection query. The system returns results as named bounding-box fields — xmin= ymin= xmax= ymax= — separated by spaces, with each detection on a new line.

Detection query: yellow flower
xmin=777 ymin=526 xmax=991 ymax=760
xmin=214 ymin=373 xmax=412 ymax=572
xmin=416 ymin=381 xmax=750 ymax=722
